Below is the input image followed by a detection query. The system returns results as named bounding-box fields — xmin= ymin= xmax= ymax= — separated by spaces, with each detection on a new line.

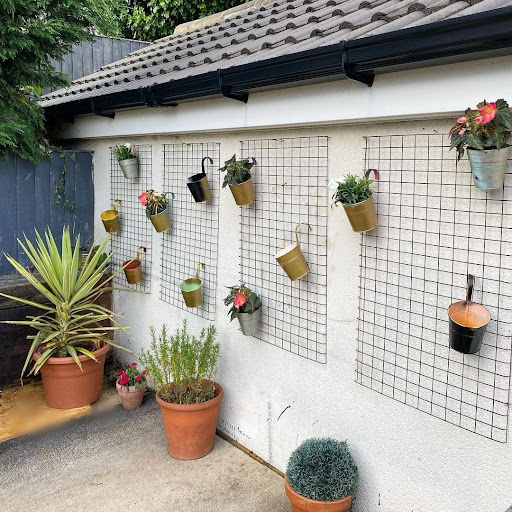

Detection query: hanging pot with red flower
xmin=224 ymin=285 xmax=262 ymax=336
xmin=139 ymin=189 xmax=172 ymax=232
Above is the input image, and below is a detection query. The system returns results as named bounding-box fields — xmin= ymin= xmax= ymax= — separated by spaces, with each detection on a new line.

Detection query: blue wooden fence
xmin=0 ymin=151 xmax=94 ymax=275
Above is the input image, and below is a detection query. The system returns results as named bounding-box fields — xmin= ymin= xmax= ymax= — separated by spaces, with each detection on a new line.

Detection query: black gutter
xmin=45 ymin=6 xmax=512 ymax=121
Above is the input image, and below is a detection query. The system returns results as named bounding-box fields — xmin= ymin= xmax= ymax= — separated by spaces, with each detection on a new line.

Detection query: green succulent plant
xmin=332 ymin=175 xmax=373 ymax=209
xmin=286 ymin=438 xmax=359 ymax=502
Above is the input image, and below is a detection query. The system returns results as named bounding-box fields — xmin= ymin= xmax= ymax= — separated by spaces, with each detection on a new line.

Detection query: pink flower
xmin=478 ymin=102 xmax=496 ymax=124
xmin=475 ymin=116 xmax=483 ymax=124
xmin=458 ymin=130 xmax=465 ymax=137
xmin=457 ymin=116 xmax=467 ymax=124
xmin=135 ymin=375 xmax=142 ymax=381
xmin=138 ymin=192 xmax=148 ymax=206
xmin=117 ymin=369 xmax=123 ymax=376
xmin=131 ymin=362 xmax=137 ymax=366
xmin=234 ymin=292 xmax=247 ymax=309
xmin=143 ymin=370 xmax=148 ymax=375
xmin=121 ymin=372 xmax=128 ymax=380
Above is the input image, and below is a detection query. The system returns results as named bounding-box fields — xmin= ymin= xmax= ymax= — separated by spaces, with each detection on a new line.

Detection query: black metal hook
xmin=365 ymin=168 xmax=380 ymax=180
xmin=202 ymin=156 xmax=213 ymax=175
xmin=466 ymin=274 xmax=474 ymax=304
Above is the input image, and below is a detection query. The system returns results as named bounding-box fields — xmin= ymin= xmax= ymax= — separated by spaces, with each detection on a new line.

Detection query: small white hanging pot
xmin=467 ymin=146 xmax=510 ymax=190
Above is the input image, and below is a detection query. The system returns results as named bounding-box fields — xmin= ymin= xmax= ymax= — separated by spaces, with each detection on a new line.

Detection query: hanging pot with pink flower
xmin=220 ymin=154 xmax=256 ymax=206
xmin=138 ymin=189 xmax=171 ymax=232
xmin=224 ymin=285 xmax=262 ymax=336
xmin=450 ymin=99 xmax=512 ymax=190
xmin=116 ymin=362 xmax=147 ymax=410
xmin=113 ymin=143 xmax=139 ymax=180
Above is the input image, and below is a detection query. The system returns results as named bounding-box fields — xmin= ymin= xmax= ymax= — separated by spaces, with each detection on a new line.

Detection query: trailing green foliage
xmin=224 ymin=285 xmax=261 ymax=321
xmin=220 ymin=154 xmax=255 ymax=187
xmin=0 ymin=0 xmax=124 ymax=163
xmin=139 ymin=321 xmax=220 ymax=404
xmin=113 ymin=143 xmax=136 ymax=161
xmin=118 ymin=0 xmax=250 ymax=41
xmin=0 ymin=227 xmax=130 ymax=378
xmin=286 ymin=438 xmax=359 ymax=502
xmin=332 ymin=175 xmax=373 ymax=208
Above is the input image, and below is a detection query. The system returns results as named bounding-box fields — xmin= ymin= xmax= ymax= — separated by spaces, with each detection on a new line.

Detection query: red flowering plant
xmin=117 ymin=362 xmax=148 ymax=389
xmin=449 ymin=99 xmax=512 ymax=159
xmin=138 ymin=189 xmax=168 ymax=218
xmin=223 ymin=285 xmax=261 ymax=321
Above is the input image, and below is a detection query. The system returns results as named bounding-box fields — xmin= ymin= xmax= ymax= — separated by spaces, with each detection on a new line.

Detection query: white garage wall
xmin=76 ymin=119 xmax=512 ymax=512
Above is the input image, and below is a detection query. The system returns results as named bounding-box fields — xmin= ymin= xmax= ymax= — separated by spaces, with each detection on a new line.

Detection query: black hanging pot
xmin=448 ymin=274 xmax=490 ymax=354
xmin=186 ymin=157 xmax=213 ymax=203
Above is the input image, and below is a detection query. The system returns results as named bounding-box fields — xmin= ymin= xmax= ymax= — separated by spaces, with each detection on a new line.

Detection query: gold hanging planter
xmin=343 ymin=196 xmax=378 ymax=233
xmin=100 ymin=200 xmax=121 ymax=233
xmin=275 ymin=224 xmax=311 ymax=281
xmin=180 ymin=263 xmax=204 ymax=308
xmin=150 ymin=209 xmax=172 ymax=233
xmin=122 ymin=246 xmax=146 ymax=285
xmin=229 ymin=177 xmax=255 ymax=206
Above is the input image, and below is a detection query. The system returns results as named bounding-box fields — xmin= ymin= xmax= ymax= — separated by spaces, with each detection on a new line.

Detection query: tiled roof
xmin=40 ymin=0 xmax=511 ymax=108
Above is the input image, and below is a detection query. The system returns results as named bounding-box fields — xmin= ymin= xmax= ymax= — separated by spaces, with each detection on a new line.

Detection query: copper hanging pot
xmin=180 ymin=263 xmax=204 ymax=308
xmin=275 ymin=224 xmax=311 ymax=281
xmin=448 ymin=274 xmax=490 ymax=354
xmin=342 ymin=169 xmax=378 ymax=233
xmin=100 ymin=199 xmax=121 ymax=233
xmin=122 ymin=246 xmax=146 ymax=285
xmin=187 ymin=156 xmax=213 ymax=203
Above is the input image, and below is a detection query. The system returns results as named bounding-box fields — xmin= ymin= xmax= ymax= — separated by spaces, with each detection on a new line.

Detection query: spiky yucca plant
xmin=0 ymin=228 xmax=130 ymax=378
xmin=286 ymin=438 xmax=359 ymax=502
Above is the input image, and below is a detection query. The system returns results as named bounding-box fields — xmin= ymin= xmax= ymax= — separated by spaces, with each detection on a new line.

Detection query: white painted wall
xmin=74 ymin=118 xmax=512 ymax=512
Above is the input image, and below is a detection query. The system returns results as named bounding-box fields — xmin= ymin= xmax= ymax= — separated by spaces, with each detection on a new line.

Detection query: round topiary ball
xmin=286 ymin=438 xmax=359 ymax=502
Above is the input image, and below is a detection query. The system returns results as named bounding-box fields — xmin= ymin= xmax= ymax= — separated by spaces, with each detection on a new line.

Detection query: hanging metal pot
xmin=342 ymin=169 xmax=378 ymax=233
xmin=237 ymin=308 xmax=261 ymax=336
xmin=467 ymin=146 xmax=510 ymax=190
xmin=229 ymin=177 xmax=255 ymax=206
xmin=122 ymin=246 xmax=146 ymax=285
xmin=150 ymin=209 xmax=172 ymax=233
xmin=119 ymin=157 xmax=139 ymax=180
xmin=180 ymin=263 xmax=204 ymax=308
xmin=275 ymin=224 xmax=311 ymax=281
xmin=448 ymin=274 xmax=490 ymax=354
xmin=100 ymin=200 xmax=121 ymax=233
xmin=187 ymin=157 xmax=213 ymax=203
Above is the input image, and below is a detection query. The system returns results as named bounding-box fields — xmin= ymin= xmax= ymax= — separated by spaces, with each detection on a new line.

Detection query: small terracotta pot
xmin=285 ymin=478 xmax=352 ymax=512
xmin=156 ymin=381 xmax=223 ymax=460
xmin=116 ymin=381 xmax=146 ymax=410
xmin=229 ymin=177 xmax=255 ymax=206
xmin=342 ymin=196 xmax=378 ymax=233
xmin=150 ymin=209 xmax=172 ymax=233
xmin=32 ymin=343 xmax=110 ymax=409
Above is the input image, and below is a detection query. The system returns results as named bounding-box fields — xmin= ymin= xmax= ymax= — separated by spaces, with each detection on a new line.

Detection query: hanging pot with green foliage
xmin=332 ymin=170 xmax=378 ymax=233
xmin=450 ymin=99 xmax=512 ymax=190
xmin=114 ymin=143 xmax=139 ymax=180
xmin=220 ymin=154 xmax=256 ymax=206
xmin=138 ymin=189 xmax=171 ymax=233
xmin=224 ymin=285 xmax=262 ymax=336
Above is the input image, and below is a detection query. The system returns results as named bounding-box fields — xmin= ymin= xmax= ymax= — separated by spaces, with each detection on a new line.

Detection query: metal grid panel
xmin=356 ymin=134 xmax=512 ymax=442
xmin=239 ymin=137 xmax=328 ymax=363
xmin=161 ymin=143 xmax=220 ymax=319
xmin=110 ymin=145 xmax=153 ymax=292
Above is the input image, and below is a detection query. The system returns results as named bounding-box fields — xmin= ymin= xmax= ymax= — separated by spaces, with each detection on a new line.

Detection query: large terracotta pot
xmin=116 ymin=381 xmax=146 ymax=410
xmin=156 ymin=381 xmax=223 ymax=460
xmin=33 ymin=343 xmax=110 ymax=409
xmin=285 ymin=478 xmax=352 ymax=512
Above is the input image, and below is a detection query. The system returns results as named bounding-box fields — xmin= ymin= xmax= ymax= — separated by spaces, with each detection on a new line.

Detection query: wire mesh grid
xmin=239 ymin=137 xmax=328 ymax=363
xmin=109 ymin=145 xmax=153 ymax=293
xmin=160 ymin=143 xmax=220 ymax=320
xmin=356 ymin=134 xmax=512 ymax=442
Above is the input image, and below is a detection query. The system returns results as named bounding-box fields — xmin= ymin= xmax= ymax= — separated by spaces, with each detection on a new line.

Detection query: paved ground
xmin=0 ymin=394 xmax=289 ymax=512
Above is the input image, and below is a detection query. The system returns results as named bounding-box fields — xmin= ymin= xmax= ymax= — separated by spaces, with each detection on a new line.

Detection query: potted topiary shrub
xmin=139 ymin=321 xmax=222 ymax=460
xmin=220 ymin=154 xmax=256 ymax=206
xmin=138 ymin=189 xmax=171 ymax=233
xmin=285 ymin=438 xmax=359 ymax=512
xmin=332 ymin=170 xmax=378 ymax=233
xmin=114 ymin=143 xmax=139 ymax=180
xmin=0 ymin=228 xmax=130 ymax=409
xmin=224 ymin=285 xmax=262 ymax=336
xmin=450 ymin=99 xmax=512 ymax=190
xmin=116 ymin=362 xmax=147 ymax=410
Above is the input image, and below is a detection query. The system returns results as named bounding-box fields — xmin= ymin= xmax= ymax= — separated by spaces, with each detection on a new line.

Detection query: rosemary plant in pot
xmin=285 ymin=438 xmax=359 ymax=512
xmin=450 ymin=99 xmax=512 ymax=190
xmin=224 ymin=285 xmax=261 ymax=336
xmin=0 ymin=228 xmax=130 ymax=409
xmin=140 ymin=321 xmax=222 ymax=460
xmin=114 ymin=143 xmax=139 ymax=180
xmin=220 ymin=154 xmax=256 ymax=206
xmin=138 ymin=189 xmax=171 ymax=233
xmin=332 ymin=171 xmax=378 ymax=233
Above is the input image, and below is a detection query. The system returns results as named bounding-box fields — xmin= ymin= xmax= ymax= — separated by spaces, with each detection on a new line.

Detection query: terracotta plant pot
xmin=285 ymin=478 xmax=352 ymax=512
xmin=32 ymin=343 xmax=110 ymax=409
xmin=342 ymin=196 xmax=378 ymax=233
xmin=150 ymin=209 xmax=172 ymax=233
xmin=229 ymin=177 xmax=255 ymax=206
xmin=156 ymin=381 xmax=223 ymax=460
xmin=116 ymin=381 xmax=146 ymax=410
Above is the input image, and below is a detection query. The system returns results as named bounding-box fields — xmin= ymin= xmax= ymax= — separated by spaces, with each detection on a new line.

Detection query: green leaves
xmin=219 ymin=154 xmax=254 ymax=187
xmin=332 ymin=175 xmax=373 ymax=207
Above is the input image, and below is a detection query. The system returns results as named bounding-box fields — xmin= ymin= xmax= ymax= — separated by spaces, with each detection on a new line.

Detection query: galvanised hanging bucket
xmin=180 ymin=263 xmax=203 ymax=308
xmin=448 ymin=274 xmax=490 ymax=354
xmin=100 ymin=199 xmax=121 ymax=233
xmin=275 ymin=224 xmax=311 ymax=281
xmin=342 ymin=169 xmax=378 ymax=233
xmin=122 ymin=246 xmax=146 ymax=285
xmin=150 ymin=209 xmax=172 ymax=233
xmin=187 ymin=156 xmax=213 ymax=203
xmin=237 ymin=307 xmax=261 ymax=336
xmin=119 ymin=157 xmax=139 ymax=180
xmin=229 ymin=177 xmax=255 ymax=206
xmin=467 ymin=146 xmax=511 ymax=190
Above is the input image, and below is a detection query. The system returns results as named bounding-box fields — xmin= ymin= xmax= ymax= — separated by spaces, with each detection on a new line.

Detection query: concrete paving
xmin=0 ymin=394 xmax=289 ymax=512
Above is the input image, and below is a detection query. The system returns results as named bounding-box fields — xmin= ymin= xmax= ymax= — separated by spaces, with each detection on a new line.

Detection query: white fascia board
xmin=60 ymin=55 xmax=512 ymax=139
